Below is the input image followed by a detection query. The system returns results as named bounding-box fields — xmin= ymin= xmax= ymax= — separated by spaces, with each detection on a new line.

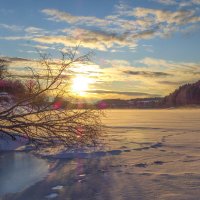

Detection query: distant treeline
xmin=161 ymin=80 xmax=200 ymax=107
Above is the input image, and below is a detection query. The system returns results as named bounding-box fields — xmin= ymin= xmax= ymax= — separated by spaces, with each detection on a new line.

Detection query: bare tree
xmin=0 ymin=48 xmax=103 ymax=148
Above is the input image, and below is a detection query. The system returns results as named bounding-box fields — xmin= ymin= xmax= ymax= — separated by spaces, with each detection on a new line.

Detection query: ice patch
xmin=52 ymin=185 xmax=63 ymax=190
xmin=45 ymin=193 xmax=58 ymax=199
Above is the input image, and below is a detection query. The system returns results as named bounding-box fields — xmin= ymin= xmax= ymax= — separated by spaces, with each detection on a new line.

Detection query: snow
xmin=1 ymin=109 xmax=200 ymax=200
xmin=0 ymin=134 xmax=30 ymax=151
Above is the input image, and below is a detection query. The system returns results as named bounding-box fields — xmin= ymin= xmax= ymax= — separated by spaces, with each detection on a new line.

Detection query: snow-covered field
xmin=1 ymin=109 xmax=200 ymax=200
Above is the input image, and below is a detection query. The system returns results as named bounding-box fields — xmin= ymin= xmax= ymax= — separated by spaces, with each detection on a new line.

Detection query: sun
xmin=71 ymin=75 xmax=93 ymax=96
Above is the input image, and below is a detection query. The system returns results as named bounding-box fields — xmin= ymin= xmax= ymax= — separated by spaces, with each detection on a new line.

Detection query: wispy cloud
xmin=41 ymin=9 xmax=109 ymax=27
xmin=155 ymin=0 xmax=200 ymax=6
xmin=0 ymin=23 xmax=22 ymax=31
xmin=86 ymin=89 xmax=160 ymax=97
xmin=32 ymin=28 xmax=137 ymax=51
xmin=124 ymin=70 xmax=172 ymax=77
xmin=39 ymin=5 xmax=200 ymax=51
xmin=25 ymin=26 xmax=45 ymax=34
xmin=0 ymin=36 xmax=32 ymax=41
xmin=157 ymin=80 xmax=188 ymax=85
xmin=140 ymin=57 xmax=200 ymax=71
xmin=22 ymin=43 xmax=51 ymax=50
xmin=133 ymin=7 xmax=200 ymax=25
xmin=155 ymin=0 xmax=177 ymax=5
xmin=33 ymin=35 xmax=107 ymax=51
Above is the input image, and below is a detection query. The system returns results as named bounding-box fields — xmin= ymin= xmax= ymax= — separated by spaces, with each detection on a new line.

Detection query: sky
xmin=0 ymin=0 xmax=200 ymax=100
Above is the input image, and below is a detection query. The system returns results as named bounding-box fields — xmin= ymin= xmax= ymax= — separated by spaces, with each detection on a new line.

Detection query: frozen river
xmin=1 ymin=109 xmax=200 ymax=200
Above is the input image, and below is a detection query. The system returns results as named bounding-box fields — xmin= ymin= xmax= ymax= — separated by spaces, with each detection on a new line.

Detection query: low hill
xmin=162 ymin=80 xmax=200 ymax=107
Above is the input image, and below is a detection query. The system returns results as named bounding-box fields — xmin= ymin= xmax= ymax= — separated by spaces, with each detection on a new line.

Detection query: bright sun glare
xmin=71 ymin=75 xmax=93 ymax=96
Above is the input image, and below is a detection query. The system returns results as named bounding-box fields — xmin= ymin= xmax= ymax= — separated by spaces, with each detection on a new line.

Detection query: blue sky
xmin=0 ymin=0 xmax=200 ymax=99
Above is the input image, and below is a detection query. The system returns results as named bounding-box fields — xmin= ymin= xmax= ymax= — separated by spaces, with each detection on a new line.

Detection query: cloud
xmin=1 ymin=56 xmax=101 ymax=80
xmin=8 ymin=74 xmax=70 ymax=80
xmin=41 ymin=7 xmax=160 ymax=40
xmin=114 ymin=1 xmax=131 ymax=16
xmin=105 ymin=59 xmax=130 ymax=67
xmin=98 ymin=58 xmax=174 ymax=84
xmin=3 ymin=57 xmax=30 ymax=62
xmin=99 ymin=57 xmax=200 ymax=97
xmin=133 ymin=8 xmax=200 ymax=25
xmin=86 ymin=89 xmax=160 ymax=97
xmin=32 ymin=28 xmax=137 ymax=51
xmin=140 ymin=57 xmax=200 ymax=71
xmin=155 ymin=0 xmax=177 ymax=5
xmin=142 ymin=44 xmax=154 ymax=52
xmin=25 ymin=27 xmax=45 ymax=34
xmin=33 ymin=35 xmax=106 ymax=51
xmin=22 ymin=44 xmax=51 ymax=50
xmin=0 ymin=23 xmax=22 ymax=32
xmin=1 ymin=3 xmax=198 ymax=53
xmin=123 ymin=6 xmax=200 ymax=38
xmin=0 ymin=36 xmax=32 ymax=41
xmin=1 ymin=56 xmax=41 ymax=70
xmin=157 ymin=80 xmax=187 ymax=85
xmin=192 ymin=0 xmax=200 ymax=4
xmin=40 ymin=7 xmax=200 ymax=52
xmin=1 ymin=56 xmax=63 ymax=73
xmin=137 ymin=57 xmax=200 ymax=90
xmin=41 ymin=9 xmax=109 ymax=27
xmin=124 ymin=70 xmax=172 ymax=77
xmin=130 ymin=29 xmax=158 ymax=40
xmin=155 ymin=0 xmax=200 ymax=6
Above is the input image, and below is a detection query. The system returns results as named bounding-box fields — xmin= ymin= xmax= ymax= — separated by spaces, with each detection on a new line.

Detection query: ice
xmin=45 ymin=193 xmax=58 ymax=199
xmin=0 ymin=152 xmax=49 ymax=197
xmin=52 ymin=185 xmax=64 ymax=190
